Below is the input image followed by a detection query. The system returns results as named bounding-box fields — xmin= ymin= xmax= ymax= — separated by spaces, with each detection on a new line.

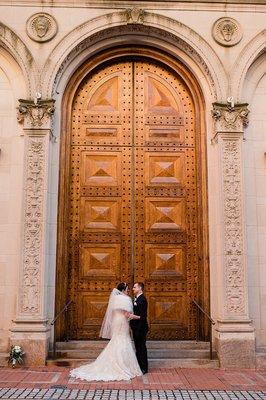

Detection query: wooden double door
xmin=67 ymin=59 xmax=201 ymax=340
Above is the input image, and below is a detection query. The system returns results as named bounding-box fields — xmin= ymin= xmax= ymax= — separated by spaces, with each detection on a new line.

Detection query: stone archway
xmin=55 ymin=47 xmax=210 ymax=343
xmin=11 ymin=14 xmax=255 ymax=367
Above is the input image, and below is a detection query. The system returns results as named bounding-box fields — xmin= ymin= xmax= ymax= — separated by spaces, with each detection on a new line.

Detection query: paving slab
xmin=0 ymin=367 xmax=265 ymax=398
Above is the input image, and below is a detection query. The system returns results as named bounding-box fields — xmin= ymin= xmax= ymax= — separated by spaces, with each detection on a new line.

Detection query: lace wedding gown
xmin=70 ymin=291 xmax=142 ymax=382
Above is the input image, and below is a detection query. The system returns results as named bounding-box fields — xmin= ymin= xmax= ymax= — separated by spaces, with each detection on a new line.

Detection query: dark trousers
xmin=133 ymin=330 xmax=148 ymax=373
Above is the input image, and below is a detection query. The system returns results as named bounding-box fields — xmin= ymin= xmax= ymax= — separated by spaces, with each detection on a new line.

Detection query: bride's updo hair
xmin=117 ymin=282 xmax=128 ymax=292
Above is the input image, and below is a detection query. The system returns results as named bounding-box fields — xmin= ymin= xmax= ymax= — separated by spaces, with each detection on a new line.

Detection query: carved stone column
xmin=212 ymin=102 xmax=255 ymax=369
xmin=10 ymin=99 xmax=55 ymax=366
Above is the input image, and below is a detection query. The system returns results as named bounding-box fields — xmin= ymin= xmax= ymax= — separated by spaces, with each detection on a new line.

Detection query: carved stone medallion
xmin=212 ymin=17 xmax=242 ymax=47
xmin=26 ymin=13 xmax=58 ymax=43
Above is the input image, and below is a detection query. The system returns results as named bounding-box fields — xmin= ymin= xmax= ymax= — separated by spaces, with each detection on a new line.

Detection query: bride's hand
xmin=127 ymin=313 xmax=140 ymax=320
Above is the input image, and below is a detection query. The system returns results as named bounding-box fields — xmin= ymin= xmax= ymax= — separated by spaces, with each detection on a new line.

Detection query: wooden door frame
xmin=55 ymin=46 xmax=209 ymax=341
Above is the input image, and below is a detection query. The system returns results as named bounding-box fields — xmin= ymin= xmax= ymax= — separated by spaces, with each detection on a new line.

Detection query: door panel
xmin=69 ymin=62 xmax=133 ymax=339
xmin=133 ymin=61 xmax=197 ymax=339
xmin=68 ymin=59 xmax=199 ymax=339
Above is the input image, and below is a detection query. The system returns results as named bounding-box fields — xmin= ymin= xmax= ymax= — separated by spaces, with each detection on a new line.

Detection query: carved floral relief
xmin=212 ymin=102 xmax=249 ymax=317
xmin=17 ymin=99 xmax=54 ymax=317
xmin=221 ymin=138 xmax=246 ymax=315
xmin=20 ymin=137 xmax=47 ymax=315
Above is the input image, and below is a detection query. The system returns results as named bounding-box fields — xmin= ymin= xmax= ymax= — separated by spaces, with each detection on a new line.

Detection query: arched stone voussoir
xmin=231 ymin=29 xmax=266 ymax=101
xmin=0 ymin=22 xmax=38 ymax=97
xmin=42 ymin=10 xmax=227 ymax=101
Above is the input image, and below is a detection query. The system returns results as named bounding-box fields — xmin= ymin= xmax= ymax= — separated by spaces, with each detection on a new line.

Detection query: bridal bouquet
xmin=8 ymin=345 xmax=25 ymax=367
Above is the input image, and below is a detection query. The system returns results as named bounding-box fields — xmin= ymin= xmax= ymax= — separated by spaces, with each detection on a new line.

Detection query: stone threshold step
xmin=56 ymin=340 xmax=210 ymax=350
xmin=46 ymin=358 xmax=219 ymax=369
xmin=51 ymin=349 xmax=213 ymax=359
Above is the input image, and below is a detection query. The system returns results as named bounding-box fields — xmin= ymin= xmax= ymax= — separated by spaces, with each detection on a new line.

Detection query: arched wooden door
xmin=67 ymin=59 xmax=201 ymax=340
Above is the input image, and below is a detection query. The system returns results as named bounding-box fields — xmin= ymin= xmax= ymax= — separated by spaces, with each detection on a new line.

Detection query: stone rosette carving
xmin=17 ymin=99 xmax=55 ymax=129
xmin=212 ymin=102 xmax=249 ymax=133
xmin=26 ymin=13 xmax=58 ymax=43
xmin=125 ymin=8 xmax=145 ymax=24
xmin=20 ymin=136 xmax=47 ymax=315
xmin=212 ymin=17 xmax=242 ymax=47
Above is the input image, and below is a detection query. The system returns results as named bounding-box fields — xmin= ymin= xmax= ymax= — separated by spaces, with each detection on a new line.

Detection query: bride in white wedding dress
xmin=69 ymin=283 xmax=143 ymax=382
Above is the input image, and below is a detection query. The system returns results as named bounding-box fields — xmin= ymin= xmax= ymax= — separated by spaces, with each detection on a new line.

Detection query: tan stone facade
xmin=0 ymin=0 xmax=265 ymax=369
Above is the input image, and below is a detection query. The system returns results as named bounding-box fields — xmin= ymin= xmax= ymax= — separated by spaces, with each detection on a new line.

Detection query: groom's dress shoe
xmin=141 ymin=369 xmax=148 ymax=374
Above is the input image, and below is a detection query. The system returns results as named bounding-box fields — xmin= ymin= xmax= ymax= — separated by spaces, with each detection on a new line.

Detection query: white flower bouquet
xmin=8 ymin=345 xmax=25 ymax=367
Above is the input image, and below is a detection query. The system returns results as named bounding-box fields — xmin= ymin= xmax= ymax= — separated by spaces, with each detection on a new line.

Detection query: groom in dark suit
xmin=130 ymin=282 xmax=149 ymax=374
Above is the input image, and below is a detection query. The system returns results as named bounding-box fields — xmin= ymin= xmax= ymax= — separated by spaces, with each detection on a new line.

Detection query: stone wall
xmin=0 ymin=0 xmax=265 ymax=366
xmin=0 ymin=49 xmax=25 ymax=352
xmin=243 ymin=53 xmax=266 ymax=349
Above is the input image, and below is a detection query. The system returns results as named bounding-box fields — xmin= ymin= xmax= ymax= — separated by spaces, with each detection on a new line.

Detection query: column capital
xmin=17 ymin=98 xmax=55 ymax=131
xmin=212 ymin=102 xmax=249 ymax=135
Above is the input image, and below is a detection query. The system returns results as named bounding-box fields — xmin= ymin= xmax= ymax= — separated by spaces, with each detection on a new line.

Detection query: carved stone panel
xmin=20 ymin=135 xmax=48 ymax=316
xmin=16 ymin=99 xmax=54 ymax=322
xmin=212 ymin=102 xmax=250 ymax=319
xmin=221 ymin=137 xmax=247 ymax=316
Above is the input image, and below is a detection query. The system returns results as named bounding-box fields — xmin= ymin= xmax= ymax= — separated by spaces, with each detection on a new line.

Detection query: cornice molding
xmin=0 ymin=1 xmax=266 ymax=9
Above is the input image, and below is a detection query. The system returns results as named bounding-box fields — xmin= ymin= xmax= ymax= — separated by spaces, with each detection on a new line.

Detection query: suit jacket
xmin=130 ymin=294 xmax=149 ymax=335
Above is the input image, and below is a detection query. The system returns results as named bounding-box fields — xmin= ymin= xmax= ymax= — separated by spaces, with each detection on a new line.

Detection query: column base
xmin=10 ymin=319 xmax=50 ymax=366
xmin=215 ymin=320 xmax=255 ymax=369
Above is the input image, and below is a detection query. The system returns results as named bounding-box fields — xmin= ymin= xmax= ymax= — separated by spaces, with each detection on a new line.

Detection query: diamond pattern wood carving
xmin=68 ymin=60 xmax=200 ymax=339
